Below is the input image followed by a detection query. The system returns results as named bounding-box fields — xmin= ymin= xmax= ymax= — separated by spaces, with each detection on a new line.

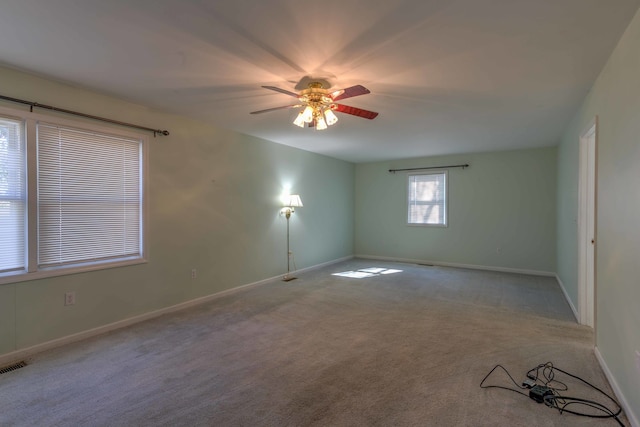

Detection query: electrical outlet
xmin=191 ymin=268 xmax=197 ymax=279
xmin=636 ymin=350 xmax=640 ymax=374
xmin=64 ymin=291 xmax=76 ymax=306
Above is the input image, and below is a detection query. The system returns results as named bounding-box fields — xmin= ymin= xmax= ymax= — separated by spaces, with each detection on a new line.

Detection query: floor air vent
xmin=0 ymin=361 xmax=27 ymax=375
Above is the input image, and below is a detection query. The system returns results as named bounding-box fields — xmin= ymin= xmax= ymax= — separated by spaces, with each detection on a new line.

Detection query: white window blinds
xmin=408 ymin=172 xmax=447 ymax=226
xmin=37 ymin=123 xmax=142 ymax=267
xmin=0 ymin=117 xmax=26 ymax=272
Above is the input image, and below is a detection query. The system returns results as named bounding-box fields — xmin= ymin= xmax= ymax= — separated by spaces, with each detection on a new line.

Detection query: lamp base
xmin=282 ymin=275 xmax=297 ymax=282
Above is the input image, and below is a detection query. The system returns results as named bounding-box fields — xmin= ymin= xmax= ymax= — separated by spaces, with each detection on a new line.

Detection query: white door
xmin=578 ymin=120 xmax=596 ymax=327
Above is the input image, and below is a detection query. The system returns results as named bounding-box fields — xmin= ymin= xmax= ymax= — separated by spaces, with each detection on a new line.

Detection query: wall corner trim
xmin=594 ymin=347 xmax=639 ymax=427
xmin=555 ymin=274 xmax=579 ymax=322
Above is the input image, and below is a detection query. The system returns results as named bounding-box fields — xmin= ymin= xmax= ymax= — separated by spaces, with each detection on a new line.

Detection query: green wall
xmin=0 ymin=66 xmax=354 ymax=356
xmin=355 ymin=147 xmax=557 ymax=273
xmin=557 ymin=7 xmax=640 ymax=420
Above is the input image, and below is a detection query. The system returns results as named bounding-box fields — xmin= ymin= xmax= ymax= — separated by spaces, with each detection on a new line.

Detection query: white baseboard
xmin=0 ymin=255 xmax=353 ymax=366
xmin=294 ymin=255 xmax=353 ymax=275
xmin=595 ymin=347 xmax=639 ymax=427
xmin=555 ymin=274 xmax=579 ymax=322
xmin=354 ymin=254 xmax=556 ymax=277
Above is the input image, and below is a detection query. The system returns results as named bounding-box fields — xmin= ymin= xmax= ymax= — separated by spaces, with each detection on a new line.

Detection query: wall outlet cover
xmin=64 ymin=291 xmax=76 ymax=306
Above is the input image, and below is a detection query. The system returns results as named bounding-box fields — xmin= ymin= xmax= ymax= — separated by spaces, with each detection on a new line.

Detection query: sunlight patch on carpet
xmin=332 ymin=267 xmax=403 ymax=279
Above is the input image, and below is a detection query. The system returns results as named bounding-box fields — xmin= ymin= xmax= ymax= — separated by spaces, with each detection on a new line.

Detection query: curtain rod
xmin=0 ymin=94 xmax=170 ymax=137
xmin=389 ymin=163 xmax=469 ymax=173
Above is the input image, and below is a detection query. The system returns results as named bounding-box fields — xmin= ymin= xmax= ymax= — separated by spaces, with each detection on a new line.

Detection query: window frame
xmin=407 ymin=170 xmax=448 ymax=227
xmin=0 ymin=113 xmax=27 ymax=274
xmin=0 ymin=104 xmax=148 ymax=285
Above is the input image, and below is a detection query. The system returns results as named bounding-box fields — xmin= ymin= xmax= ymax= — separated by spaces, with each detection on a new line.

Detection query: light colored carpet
xmin=0 ymin=259 xmax=629 ymax=426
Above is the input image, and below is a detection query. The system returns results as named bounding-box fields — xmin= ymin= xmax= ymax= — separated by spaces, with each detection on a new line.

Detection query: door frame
xmin=577 ymin=117 xmax=597 ymax=328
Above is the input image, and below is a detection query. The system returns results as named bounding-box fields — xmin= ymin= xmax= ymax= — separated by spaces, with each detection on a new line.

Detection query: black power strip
xmin=529 ymin=385 xmax=553 ymax=403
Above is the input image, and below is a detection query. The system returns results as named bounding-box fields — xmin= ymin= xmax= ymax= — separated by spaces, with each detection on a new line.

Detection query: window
xmin=407 ymin=171 xmax=447 ymax=226
xmin=0 ymin=106 xmax=146 ymax=284
xmin=0 ymin=116 xmax=26 ymax=273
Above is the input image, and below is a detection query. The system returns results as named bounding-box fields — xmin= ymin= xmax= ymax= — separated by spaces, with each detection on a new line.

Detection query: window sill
xmin=0 ymin=257 xmax=147 ymax=286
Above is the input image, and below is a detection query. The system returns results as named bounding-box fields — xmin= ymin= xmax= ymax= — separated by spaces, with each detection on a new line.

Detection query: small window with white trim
xmin=407 ymin=171 xmax=447 ymax=226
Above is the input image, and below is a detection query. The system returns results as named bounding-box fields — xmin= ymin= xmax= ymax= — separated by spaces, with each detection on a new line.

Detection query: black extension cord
xmin=479 ymin=362 xmax=625 ymax=426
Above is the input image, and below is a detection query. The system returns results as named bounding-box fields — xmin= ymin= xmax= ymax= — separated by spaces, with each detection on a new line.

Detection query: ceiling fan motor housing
xmin=300 ymin=82 xmax=334 ymax=105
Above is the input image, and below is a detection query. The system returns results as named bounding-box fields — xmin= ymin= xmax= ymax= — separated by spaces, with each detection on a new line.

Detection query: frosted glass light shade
xmin=301 ymin=106 xmax=314 ymax=123
xmin=315 ymin=116 xmax=327 ymax=130
xmin=324 ymin=108 xmax=338 ymax=126
xmin=293 ymin=112 xmax=306 ymax=127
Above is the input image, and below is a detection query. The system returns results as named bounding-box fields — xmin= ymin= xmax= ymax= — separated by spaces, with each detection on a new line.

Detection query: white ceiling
xmin=0 ymin=0 xmax=638 ymax=163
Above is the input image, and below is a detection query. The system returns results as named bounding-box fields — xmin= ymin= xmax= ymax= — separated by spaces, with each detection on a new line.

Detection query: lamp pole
xmin=281 ymin=194 xmax=302 ymax=282
xmin=283 ymin=208 xmax=296 ymax=281
xmin=286 ymin=208 xmax=291 ymax=277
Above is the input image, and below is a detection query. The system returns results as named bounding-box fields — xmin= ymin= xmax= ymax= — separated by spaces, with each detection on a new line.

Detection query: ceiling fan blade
xmin=331 ymin=85 xmax=371 ymax=101
xmin=262 ymin=86 xmax=300 ymax=98
xmin=333 ymin=104 xmax=379 ymax=120
xmin=250 ymin=104 xmax=302 ymax=115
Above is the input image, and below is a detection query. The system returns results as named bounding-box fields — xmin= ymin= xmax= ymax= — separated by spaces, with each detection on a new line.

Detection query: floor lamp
xmin=280 ymin=194 xmax=303 ymax=281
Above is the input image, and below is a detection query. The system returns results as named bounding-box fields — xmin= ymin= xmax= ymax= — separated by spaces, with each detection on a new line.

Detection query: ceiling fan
xmin=250 ymin=81 xmax=379 ymax=130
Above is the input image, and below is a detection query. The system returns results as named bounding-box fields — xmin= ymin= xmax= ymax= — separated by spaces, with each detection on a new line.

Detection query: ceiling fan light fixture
xmin=324 ymin=108 xmax=338 ymax=126
xmin=292 ymin=112 xmax=306 ymax=127
xmin=301 ymin=105 xmax=314 ymax=123
xmin=316 ymin=115 xmax=328 ymax=130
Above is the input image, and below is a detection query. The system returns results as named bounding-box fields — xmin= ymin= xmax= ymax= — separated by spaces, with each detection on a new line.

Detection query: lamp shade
xmin=292 ymin=112 xmax=306 ymax=128
xmin=315 ymin=115 xmax=328 ymax=130
xmin=324 ymin=108 xmax=338 ymax=126
xmin=301 ymin=106 xmax=314 ymax=123
xmin=286 ymin=194 xmax=303 ymax=208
